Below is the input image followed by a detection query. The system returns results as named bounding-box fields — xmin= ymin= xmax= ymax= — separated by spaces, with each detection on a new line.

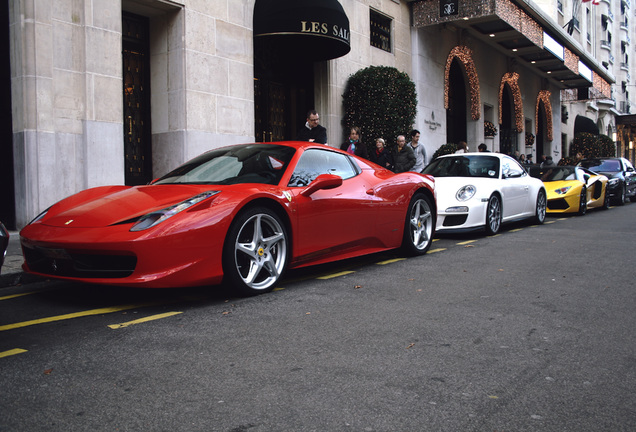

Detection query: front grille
xmin=23 ymin=246 xmax=137 ymax=278
xmin=443 ymin=214 xmax=468 ymax=227
xmin=547 ymin=198 xmax=569 ymax=210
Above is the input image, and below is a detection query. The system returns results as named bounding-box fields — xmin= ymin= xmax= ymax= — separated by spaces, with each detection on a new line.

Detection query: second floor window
xmin=370 ymin=10 xmax=392 ymax=53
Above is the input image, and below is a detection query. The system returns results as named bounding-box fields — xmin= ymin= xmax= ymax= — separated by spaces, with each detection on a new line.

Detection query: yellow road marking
xmin=317 ymin=271 xmax=355 ymax=280
xmin=108 ymin=311 xmax=183 ymax=329
xmin=0 ymin=348 xmax=28 ymax=358
xmin=0 ymin=302 xmax=165 ymax=332
xmin=428 ymin=248 xmax=446 ymax=253
xmin=510 ymin=228 xmax=523 ymax=232
xmin=0 ymin=291 xmax=43 ymax=301
xmin=545 ymin=220 xmax=556 ymax=224
xmin=457 ymin=240 xmax=477 ymax=245
xmin=376 ymin=258 xmax=406 ymax=265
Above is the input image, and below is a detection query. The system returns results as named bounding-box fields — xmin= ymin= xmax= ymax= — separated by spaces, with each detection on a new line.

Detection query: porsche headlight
xmin=456 ymin=185 xmax=476 ymax=202
xmin=554 ymin=186 xmax=571 ymax=195
xmin=130 ymin=191 xmax=220 ymax=232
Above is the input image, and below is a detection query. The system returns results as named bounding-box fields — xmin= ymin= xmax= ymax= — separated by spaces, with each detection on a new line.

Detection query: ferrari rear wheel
xmin=485 ymin=194 xmax=502 ymax=235
xmin=578 ymin=187 xmax=587 ymax=216
xmin=401 ymin=193 xmax=435 ymax=256
xmin=223 ymin=206 xmax=288 ymax=296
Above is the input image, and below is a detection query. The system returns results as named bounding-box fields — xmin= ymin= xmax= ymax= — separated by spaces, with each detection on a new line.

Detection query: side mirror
xmin=301 ymin=174 xmax=343 ymax=197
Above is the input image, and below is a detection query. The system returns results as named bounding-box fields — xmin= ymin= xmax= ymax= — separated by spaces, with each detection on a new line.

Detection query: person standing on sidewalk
xmin=392 ymin=135 xmax=415 ymax=173
xmin=296 ymin=110 xmax=327 ymax=144
xmin=407 ymin=129 xmax=426 ymax=173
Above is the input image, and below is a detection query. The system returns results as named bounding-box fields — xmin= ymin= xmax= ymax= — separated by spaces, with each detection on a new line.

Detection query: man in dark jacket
xmin=296 ymin=110 xmax=327 ymax=144
xmin=392 ymin=135 xmax=416 ymax=173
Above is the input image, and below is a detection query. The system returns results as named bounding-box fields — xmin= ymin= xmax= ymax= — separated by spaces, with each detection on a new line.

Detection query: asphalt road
xmin=1 ymin=203 xmax=635 ymax=431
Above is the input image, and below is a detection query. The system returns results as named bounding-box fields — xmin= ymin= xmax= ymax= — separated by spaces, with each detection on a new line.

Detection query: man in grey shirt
xmin=407 ymin=129 xmax=427 ymax=173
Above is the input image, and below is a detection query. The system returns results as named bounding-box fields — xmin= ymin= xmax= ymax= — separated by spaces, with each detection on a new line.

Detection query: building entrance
xmin=254 ymin=59 xmax=315 ymax=143
xmin=122 ymin=12 xmax=152 ymax=186
xmin=0 ymin=1 xmax=15 ymax=228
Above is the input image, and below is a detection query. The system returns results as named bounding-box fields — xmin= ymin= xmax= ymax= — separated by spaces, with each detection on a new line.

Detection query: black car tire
xmin=578 ymin=187 xmax=587 ymax=216
xmin=222 ymin=206 xmax=289 ymax=296
xmin=534 ymin=189 xmax=547 ymax=224
xmin=401 ymin=192 xmax=435 ymax=256
xmin=617 ymin=184 xmax=626 ymax=206
xmin=485 ymin=194 xmax=502 ymax=235
xmin=602 ymin=189 xmax=611 ymax=210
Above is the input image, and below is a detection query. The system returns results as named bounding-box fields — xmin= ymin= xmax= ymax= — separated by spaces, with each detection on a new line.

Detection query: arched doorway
xmin=500 ymin=84 xmax=517 ymax=156
xmin=446 ymin=59 xmax=467 ymax=145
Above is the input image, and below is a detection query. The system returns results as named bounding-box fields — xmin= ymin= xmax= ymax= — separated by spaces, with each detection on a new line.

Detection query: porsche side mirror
xmin=301 ymin=174 xmax=343 ymax=197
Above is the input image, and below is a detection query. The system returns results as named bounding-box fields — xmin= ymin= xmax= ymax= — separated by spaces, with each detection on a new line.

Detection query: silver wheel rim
xmin=537 ymin=192 xmax=547 ymax=221
xmin=488 ymin=197 xmax=501 ymax=233
xmin=409 ymin=198 xmax=433 ymax=250
xmin=234 ymin=213 xmax=287 ymax=291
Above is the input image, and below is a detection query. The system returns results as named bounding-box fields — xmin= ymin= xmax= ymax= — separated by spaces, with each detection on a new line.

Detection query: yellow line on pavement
xmin=0 ymin=348 xmax=28 ymax=358
xmin=317 ymin=270 xmax=355 ymax=280
xmin=376 ymin=258 xmax=406 ymax=265
xmin=0 ymin=291 xmax=43 ymax=301
xmin=0 ymin=302 xmax=164 ymax=332
xmin=457 ymin=240 xmax=477 ymax=245
xmin=428 ymin=248 xmax=446 ymax=253
xmin=545 ymin=220 xmax=556 ymax=224
xmin=510 ymin=228 xmax=524 ymax=232
xmin=108 ymin=311 xmax=183 ymax=329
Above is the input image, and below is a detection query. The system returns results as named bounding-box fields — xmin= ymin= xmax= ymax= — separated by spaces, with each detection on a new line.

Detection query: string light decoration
xmin=563 ymin=47 xmax=578 ymax=74
xmin=592 ymin=72 xmax=611 ymax=99
xmin=498 ymin=72 xmax=524 ymax=132
xmin=536 ymin=90 xmax=553 ymax=141
xmin=445 ymin=46 xmax=481 ymax=120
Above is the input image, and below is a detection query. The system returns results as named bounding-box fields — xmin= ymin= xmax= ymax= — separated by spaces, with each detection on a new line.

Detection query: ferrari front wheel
xmin=401 ymin=193 xmax=435 ymax=256
xmin=223 ymin=207 xmax=288 ymax=296
xmin=485 ymin=194 xmax=502 ymax=235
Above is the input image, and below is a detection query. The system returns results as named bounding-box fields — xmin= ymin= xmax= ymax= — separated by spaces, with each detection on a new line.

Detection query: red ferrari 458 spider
xmin=21 ymin=142 xmax=436 ymax=295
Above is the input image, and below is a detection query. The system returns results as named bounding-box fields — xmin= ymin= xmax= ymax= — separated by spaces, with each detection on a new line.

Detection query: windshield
xmin=529 ymin=166 xmax=577 ymax=182
xmin=155 ymin=144 xmax=296 ymax=185
xmin=579 ymin=159 xmax=620 ymax=172
xmin=423 ymin=155 xmax=500 ymax=178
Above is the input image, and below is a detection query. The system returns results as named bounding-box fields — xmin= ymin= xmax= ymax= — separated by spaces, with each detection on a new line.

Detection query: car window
xmin=580 ymin=159 xmax=621 ymax=172
xmin=288 ymin=149 xmax=358 ymax=187
xmin=502 ymin=157 xmax=525 ymax=178
xmin=423 ymin=155 xmax=499 ymax=178
xmin=155 ymin=144 xmax=296 ymax=185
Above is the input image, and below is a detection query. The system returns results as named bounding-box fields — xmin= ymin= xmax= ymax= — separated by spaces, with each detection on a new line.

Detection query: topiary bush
xmin=431 ymin=143 xmax=458 ymax=160
xmin=570 ymin=132 xmax=616 ymax=158
xmin=342 ymin=66 xmax=416 ymax=152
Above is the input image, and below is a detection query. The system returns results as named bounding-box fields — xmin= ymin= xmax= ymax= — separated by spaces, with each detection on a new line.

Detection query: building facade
xmin=1 ymin=0 xmax=618 ymax=229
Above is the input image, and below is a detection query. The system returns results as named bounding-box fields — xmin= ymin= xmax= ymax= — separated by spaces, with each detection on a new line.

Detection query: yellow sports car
xmin=528 ymin=166 xmax=609 ymax=215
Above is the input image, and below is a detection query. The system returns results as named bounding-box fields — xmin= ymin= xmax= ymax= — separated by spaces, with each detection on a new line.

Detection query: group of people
xmin=295 ymin=109 xmax=574 ymax=174
xmin=296 ymin=110 xmax=429 ymax=174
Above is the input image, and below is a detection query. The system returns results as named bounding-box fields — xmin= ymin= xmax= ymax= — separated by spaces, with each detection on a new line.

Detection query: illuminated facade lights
xmin=444 ymin=46 xmax=481 ymax=121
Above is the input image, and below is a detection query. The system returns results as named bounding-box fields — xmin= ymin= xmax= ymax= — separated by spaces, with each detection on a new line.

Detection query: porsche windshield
xmin=423 ymin=155 xmax=500 ymax=178
xmin=155 ymin=144 xmax=296 ymax=185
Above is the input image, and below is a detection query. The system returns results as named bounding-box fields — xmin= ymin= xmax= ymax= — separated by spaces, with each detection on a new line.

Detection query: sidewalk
xmin=0 ymin=231 xmax=43 ymax=288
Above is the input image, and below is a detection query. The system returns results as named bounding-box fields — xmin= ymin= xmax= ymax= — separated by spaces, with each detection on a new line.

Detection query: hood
xmin=42 ymin=185 xmax=219 ymax=228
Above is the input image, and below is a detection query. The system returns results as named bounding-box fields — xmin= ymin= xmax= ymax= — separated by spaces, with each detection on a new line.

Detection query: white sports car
xmin=423 ymin=153 xmax=547 ymax=234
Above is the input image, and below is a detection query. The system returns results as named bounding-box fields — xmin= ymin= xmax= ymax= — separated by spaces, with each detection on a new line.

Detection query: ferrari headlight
xmin=130 ymin=191 xmax=220 ymax=232
xmin=554 ymin=186 xmax=571 ymax=195
xmin=456 ymin=185 xmax=476 ymax=202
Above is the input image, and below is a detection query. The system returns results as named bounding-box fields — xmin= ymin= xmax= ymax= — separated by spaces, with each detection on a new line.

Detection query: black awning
xmin=254 ymin=0 xmax=351 ymax=62
xmin=574 ymin=115 xmax=599 ymax=136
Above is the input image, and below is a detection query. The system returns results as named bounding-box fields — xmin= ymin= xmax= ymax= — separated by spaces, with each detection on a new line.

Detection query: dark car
xmin=0 ymin=221 xmax=8 ymax=273
xmin=577 ymin=157 xmax=636 ymax=205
